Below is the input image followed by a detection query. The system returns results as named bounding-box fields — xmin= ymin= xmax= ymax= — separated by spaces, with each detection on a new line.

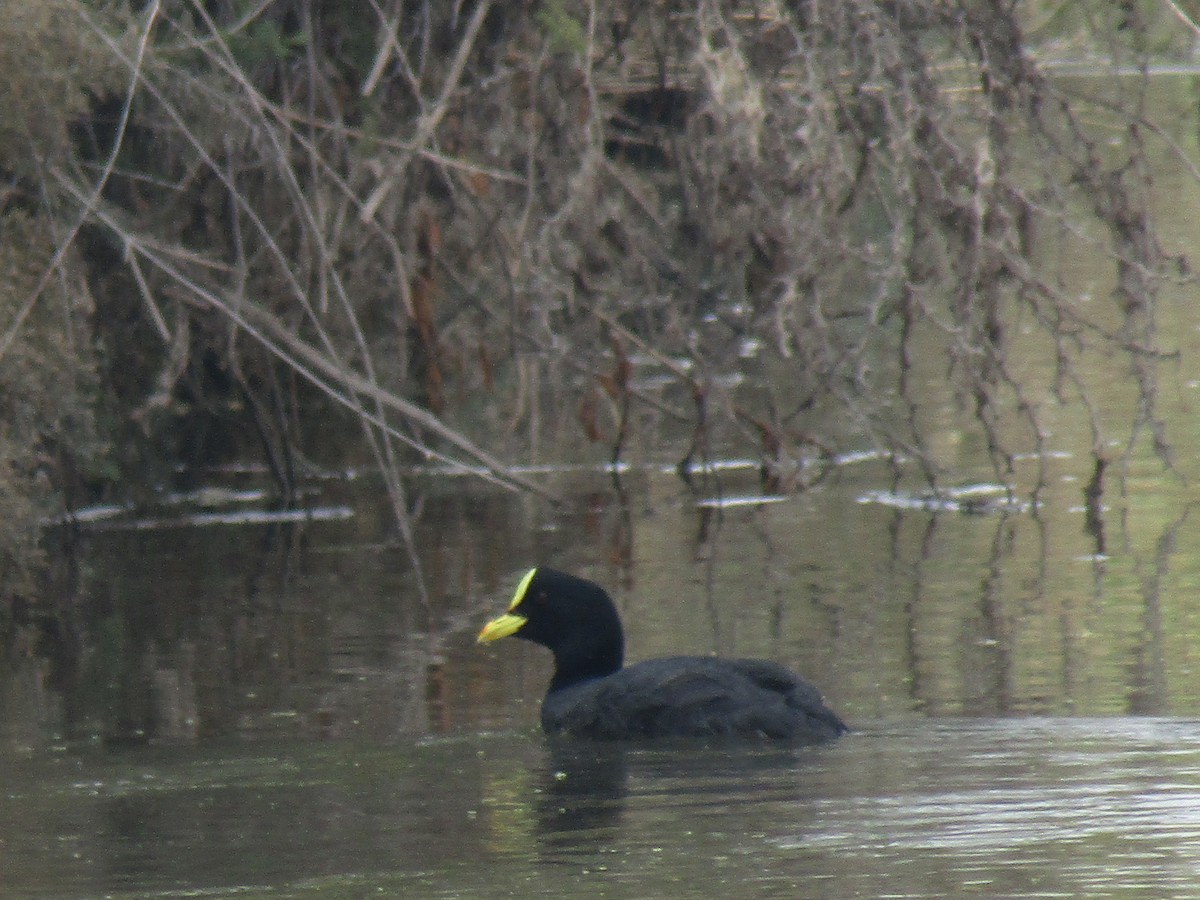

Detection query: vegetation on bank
xmin=0 ymin=0 xmax=1196 ymax=607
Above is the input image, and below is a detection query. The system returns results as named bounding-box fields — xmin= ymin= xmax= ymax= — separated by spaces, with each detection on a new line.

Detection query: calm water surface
xmin=5 ymin=717 xmax=1200 ymax=897
xmin=2 ymin=449 xmax=1200 ymax=897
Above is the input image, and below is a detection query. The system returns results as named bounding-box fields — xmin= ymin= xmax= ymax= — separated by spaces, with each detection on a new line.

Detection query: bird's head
xmin=478 ymin=567 xmax=624 ymax=687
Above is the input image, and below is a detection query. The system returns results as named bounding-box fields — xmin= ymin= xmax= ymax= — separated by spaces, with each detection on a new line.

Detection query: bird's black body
xmin=478 ymin=568 xmax=847 ymax=743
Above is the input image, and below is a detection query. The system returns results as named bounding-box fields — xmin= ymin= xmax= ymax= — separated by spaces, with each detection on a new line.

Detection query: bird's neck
xmin=548 ymin=643 xmax=623 ymax=693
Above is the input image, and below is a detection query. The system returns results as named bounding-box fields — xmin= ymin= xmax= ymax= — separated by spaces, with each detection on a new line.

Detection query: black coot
xmin=478 ymin=568 xmax=847 ymax=742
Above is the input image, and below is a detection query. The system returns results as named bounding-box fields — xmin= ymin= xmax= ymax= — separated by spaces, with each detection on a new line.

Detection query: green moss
xmin=536 ymin=0 xmax=586 ymax=57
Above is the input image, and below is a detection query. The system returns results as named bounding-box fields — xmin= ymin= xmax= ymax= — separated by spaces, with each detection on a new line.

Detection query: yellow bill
xmin=478 ymin=568 xmax=540 ymax=643
xmin=477 ymin=612 xmax=528 ymax=644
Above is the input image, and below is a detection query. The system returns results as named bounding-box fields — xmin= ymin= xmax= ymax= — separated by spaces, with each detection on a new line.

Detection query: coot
xmin=478 ymin=568 xmax=847 ymax=742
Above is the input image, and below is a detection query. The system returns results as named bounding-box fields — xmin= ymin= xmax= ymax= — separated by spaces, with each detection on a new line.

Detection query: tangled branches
xmin=7 ymin=0 xmax=1189 ymax=534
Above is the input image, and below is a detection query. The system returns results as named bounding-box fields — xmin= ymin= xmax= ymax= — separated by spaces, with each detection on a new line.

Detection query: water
xmin=6 ymin=718 xmax=1200 ymax=897
xmin=2 ymin=450 xmax=1199 ymax=897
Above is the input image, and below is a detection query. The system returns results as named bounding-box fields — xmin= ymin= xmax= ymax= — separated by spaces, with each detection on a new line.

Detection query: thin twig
xmin=0 ymin=0 xmax=160 ymax=363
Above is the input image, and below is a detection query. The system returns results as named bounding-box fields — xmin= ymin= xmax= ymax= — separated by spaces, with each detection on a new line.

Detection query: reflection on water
xmin=10 ymin=452 xmax=1200 ymax=752
xmin=537 ymin=742 xmax=631 ymax=853
xmin=802 ymin=718 xmax=1200 ymax=897
xmin=5 ymin=719 xmax=1200 ymax=897
xmin=1 ymin=435 xmax=1198 ymax=895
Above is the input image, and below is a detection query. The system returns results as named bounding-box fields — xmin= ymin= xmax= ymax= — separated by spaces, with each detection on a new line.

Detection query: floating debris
xmin=831 ymin=449 xmax=906 ymax=466
xmin=161 ymin=487 xmax=271 ymax=507
xmin=695 ymin=494 xmax=789 ymax=509
xmin=668 ymin=458 xmax=762 ymax=476
xmin=1011 ymin=450 xmax=1073 ymax=461
xmin=59 ymin=505 xmax=354 ymax=532
xmin=737 ymin=337 xmax=763 ymax=358
xmin=858 ymin=484 xmax=1029 ymax=515
xmin=52 ymin=503 xmax=133 ymax=525
xmin=413 ymin=450 xmax=908 ymax=482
